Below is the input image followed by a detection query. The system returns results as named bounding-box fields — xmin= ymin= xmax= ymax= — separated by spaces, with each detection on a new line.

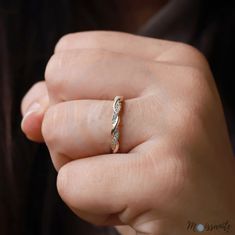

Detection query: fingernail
xmin=21 ymin=102 xmax=41 ymax=129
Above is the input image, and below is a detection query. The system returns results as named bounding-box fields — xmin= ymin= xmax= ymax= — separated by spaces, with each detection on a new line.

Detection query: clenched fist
xmin=21 ymin=31 xmax=235 ymax=235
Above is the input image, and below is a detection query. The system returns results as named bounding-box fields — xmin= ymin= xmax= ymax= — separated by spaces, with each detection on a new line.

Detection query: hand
xmin=21 ymin=31 xmax=235 ymax=235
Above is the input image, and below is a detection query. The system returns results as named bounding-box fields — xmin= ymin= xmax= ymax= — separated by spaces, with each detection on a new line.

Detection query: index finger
xmin=54 ymin=31 xmax=207 ymax=69
xmin=54 ymin=31 xmax=173 ymax=60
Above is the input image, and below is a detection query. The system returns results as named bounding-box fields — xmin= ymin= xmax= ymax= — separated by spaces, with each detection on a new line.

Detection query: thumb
xmin=21 ymin=81 xmax=49 ymax=142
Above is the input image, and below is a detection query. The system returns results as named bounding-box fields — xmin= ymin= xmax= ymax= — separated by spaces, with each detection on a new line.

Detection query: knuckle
xmin=57 ymin=164 xmax=70 ymax=201
xmin=183 ymin=65 xmax=204 ymax=82
xmin=55 ymin=31 xmax=116 ymax=51
xmin=79 ymin=31 xmax=104 ymax=47
xmin=45 ymin=47 xmax=111 ymax=92
xmin=78 ymin=31 xmax=115 ymax=48
xmin=44 ymin=53 xmax=66 ymax=92
xmin=55 ymin=30 xmax=129 ymax=51
xmin=185 ymin=66 xmax=210 ymax=93
xmin=41 ymin=105 xmax=59 ymax=146
xmin=44 ymin=54 xmax=57 ymax=85
xmin=57 ymin=164 xmax=81 ymax=209
xmin=176 ymin=42 xmax=208 ymax=64
xmin=29 ymin=80 xmax=46 ymax=91
xmin=55 ymin=33 xmax=74 ymax=52
xmin=172 ymin=64 xmax=207 ymax=93
xmin=21 ymin=81 xmax=46 ymax=113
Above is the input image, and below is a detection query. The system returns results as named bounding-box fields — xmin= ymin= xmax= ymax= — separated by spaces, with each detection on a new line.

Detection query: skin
xmin=21 ymin=31 xmax=235 ymax=235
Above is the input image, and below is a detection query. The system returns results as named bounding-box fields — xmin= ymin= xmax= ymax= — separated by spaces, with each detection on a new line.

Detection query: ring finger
xmin=42 ymin=97 xmax=155 ymax=170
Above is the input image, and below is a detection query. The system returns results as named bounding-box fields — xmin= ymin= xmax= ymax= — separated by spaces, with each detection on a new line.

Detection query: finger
xmin=54 ymin=31 xmax=208 ymax=69
xmin=21 ymin=81 xmax=48 ymax=115
xmin=56 ymin=144 xmax=165 ymax=228
xmin=54 ymin=31 xmax=173 ymax=60
xmin=41 ymin=98 xmax=152 ymax=170
xmin=21 ymin=81 xmax=49 ymax=142
xmin=56 ymin=153 xmax=139 ymax=226
xmin=45 ymin=49 xmax=155 ymax=103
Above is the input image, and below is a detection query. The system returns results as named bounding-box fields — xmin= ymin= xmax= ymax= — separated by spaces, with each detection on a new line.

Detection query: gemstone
xmin=112 ymin=113 xmax=118 ymax=124
xmin=113 ymin=130 xmax=119 ymax=140
xmin=114 ymin=101 xmax=121 ymax=113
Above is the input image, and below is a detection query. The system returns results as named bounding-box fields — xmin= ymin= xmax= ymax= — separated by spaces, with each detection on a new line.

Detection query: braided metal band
xmin=111 ymin=96 xmax=123 ymax=153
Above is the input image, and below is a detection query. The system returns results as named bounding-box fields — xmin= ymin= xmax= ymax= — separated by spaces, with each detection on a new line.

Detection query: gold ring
xmin=111 ymin=96 xmax=123 ymax=153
